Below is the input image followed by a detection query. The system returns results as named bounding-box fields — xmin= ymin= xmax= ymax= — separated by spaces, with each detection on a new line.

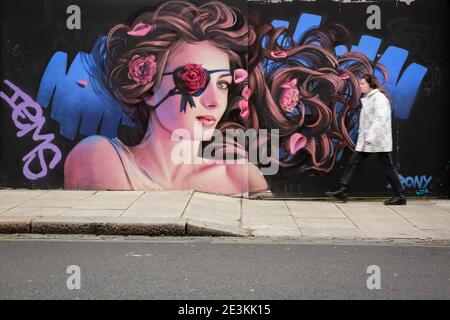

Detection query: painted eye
xmin=217 ymin=81 xmax=230 ymax=90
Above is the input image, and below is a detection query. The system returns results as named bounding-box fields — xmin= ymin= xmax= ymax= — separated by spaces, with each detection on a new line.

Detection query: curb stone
xmin=0 ymin=216 xmax=33 ymax=233
xmin=31 ymin=217 xmax=187 ymax=236
xmin=0 ymin=216 xmax=248 ymax=237
xmin=186 ymin=219 xmax=250 ymax=237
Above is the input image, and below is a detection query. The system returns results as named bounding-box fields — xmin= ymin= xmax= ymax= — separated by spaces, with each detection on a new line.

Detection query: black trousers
xmin=339 ymin=152 xmax=405 ymax=194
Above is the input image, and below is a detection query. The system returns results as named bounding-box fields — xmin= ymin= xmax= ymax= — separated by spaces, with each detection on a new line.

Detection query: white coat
xmin=355 ymin=89 xmax=393 ymax=153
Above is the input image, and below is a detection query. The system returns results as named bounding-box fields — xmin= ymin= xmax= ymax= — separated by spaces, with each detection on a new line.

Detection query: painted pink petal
xmin=270 ymin=50 xmax=287 ymax=59
xmin=233 ymin=69 xmax=248 ymax=84
xmin=339 ymin=73 xmax=350 ymax=80
xmin=239 ymin=99 xmax=249 ymax=118
xmin=127 ymin=23 xmax=152 ymax=36
xmin=77 ymin=80 xmax=89 ymax=87
xmin=281 ymin=78 xmax=297 ymax=89
xmin=240 ymin=109 xmax=249 ymax=118
xmin=289 ymin=133 xmax=307 ymax=155
xmin=242 ymin=86 xmax=251 ymax=100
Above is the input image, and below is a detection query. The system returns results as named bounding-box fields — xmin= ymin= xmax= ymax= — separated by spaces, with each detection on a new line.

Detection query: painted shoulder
xmin=64 ymin=136 xmax=130 ymax=189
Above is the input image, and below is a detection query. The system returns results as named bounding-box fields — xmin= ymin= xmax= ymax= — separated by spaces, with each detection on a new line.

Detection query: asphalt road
xmin=0 ymin=236 xmax=449 ymax=299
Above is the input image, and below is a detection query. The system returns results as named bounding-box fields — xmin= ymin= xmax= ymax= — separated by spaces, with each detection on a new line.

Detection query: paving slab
xmin=33 ymin=190 xmax=95 ymax=200
xmin=0 ymin=190 xmax=48 ymax=209
xmin=335 ymin=202 xmax=426 ymax=238
xmin=242 ymin=199 xmax=290 ymax=216
xmin=245 ymin=215 xmax=301 ymax=238
xmin=3 ymin=191 xmax=94 ymax=209
xmin=286 ymin=201 xmax=346 ymax=218
xmin=420 ymin=229 xmax=450 ymax=240
xmin=123 ymin=190 xmax=192 ymax=218
xmin=389 ymin=203 xmax=450 ymax=230
xmin=335 ymin=202 xmax=414 ymax=223
xmin=17 ymin=198 xmax=84 ymax=208
xmin=183 ymin=192 xmax=241 ymax=225
xmin=357 ymin=225 xmax=428 ymax=239
xmin=60 ymin=209 xmax=124 ymax=217
xmin=434 ymin=201 xmax=450 ymax=212
xmin=0 ymin=207 xmax=68 ymax=217
xmin=73 ymin=191 xmax=144 ymax=210
xmin=295 ymin=217 xmax=364 ymax=238
xmin=242 ymin=213 xmax=293 ymax=227
xmin=252 ymin=226 xmax=302 ymax=238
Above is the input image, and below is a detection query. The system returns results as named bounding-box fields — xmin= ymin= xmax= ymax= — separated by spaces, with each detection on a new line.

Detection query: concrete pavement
xmin=0 ymin=189 xmax=450 ymax=241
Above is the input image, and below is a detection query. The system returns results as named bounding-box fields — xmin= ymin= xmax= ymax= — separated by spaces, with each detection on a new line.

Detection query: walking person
xmin=326 ymin=74 xmax=407 ymax=205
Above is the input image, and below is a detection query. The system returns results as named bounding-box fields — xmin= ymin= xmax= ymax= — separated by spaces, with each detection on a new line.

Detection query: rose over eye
xmin=177 ymin=64 xmax=208 ymax=94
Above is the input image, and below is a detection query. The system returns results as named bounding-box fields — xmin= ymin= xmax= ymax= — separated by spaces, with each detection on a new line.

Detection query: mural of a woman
xmin=64 ymin=1 xmax=268 ymax=195
xmin=65 ymin=1 xmax=386 ymax=195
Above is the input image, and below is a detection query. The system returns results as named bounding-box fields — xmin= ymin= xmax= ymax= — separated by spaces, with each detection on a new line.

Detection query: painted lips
xmin=196 ymin=115 xmax=217 ymax=127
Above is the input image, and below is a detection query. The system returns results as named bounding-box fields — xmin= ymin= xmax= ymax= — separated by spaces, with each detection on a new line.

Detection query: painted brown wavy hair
xmin=244 ymin=19 xmax=388 ymax=174
xmin=99 ymin=0 xmax=249 ymax=137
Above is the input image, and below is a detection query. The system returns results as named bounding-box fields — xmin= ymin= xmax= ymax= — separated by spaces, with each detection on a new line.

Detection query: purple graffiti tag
xmin=0 ymin=80 xmax=62 ymax=180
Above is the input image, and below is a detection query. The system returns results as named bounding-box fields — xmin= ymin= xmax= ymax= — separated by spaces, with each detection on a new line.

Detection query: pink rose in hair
xmin=279 ymin=79 xmax=300 ymax=112
xmin=238 ymin=86 xmax=251 ymax=119
xmin=128 ymin=55 xmax=157 ymax=86
xmin=178 ymin=64 xmax=207 ymax=94
xmin=239 ymin=99 xmax=249 ymax=119
xmin=242 ymin=86 xmax=251 ymax=100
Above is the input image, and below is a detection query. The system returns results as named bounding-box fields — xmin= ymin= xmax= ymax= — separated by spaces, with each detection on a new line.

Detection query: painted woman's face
xmin=146 ymin=41 xmax=232 ymax=141
xmin=359 ymin=78 xmax=371 ymax=94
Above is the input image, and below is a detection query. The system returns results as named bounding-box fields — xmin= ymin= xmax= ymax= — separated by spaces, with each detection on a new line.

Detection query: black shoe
xmin=384 ymin=193 xmax=407 ymax=205
xmin=325 ymin=188 xmax=348 ymax=202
